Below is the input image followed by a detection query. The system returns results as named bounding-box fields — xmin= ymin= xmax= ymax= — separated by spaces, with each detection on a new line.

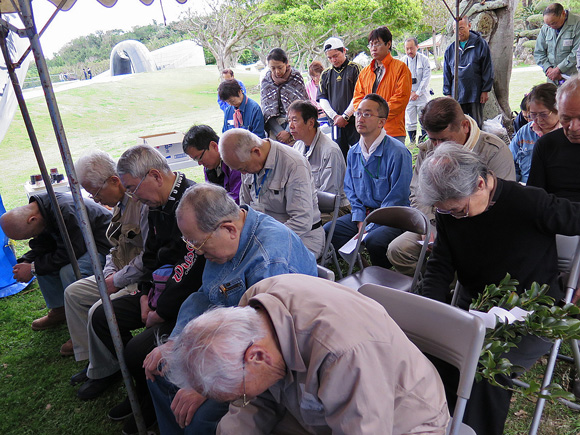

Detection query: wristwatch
xmin=342 ymin=113 xmax=350 ymax=121
xmin=30 ymin=262 xmax=36 ymax=276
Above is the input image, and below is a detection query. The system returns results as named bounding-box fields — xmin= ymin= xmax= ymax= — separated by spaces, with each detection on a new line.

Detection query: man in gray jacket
xmin=534 ymin=3 xmax=580 ymax=85
xmin=387 ymin=97 xmax=515 ymax=276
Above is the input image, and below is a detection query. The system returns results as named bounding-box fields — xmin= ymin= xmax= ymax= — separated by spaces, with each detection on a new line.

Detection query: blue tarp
xmin=0 ymin=194 xmax=34 ymax=298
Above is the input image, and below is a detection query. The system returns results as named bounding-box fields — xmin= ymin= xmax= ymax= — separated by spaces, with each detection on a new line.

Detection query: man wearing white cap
xmin=318 ymin=37 xmax=362 ymax=160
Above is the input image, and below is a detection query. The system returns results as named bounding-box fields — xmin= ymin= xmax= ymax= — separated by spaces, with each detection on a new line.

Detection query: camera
xmin=412 ymin=78 xmax=417 ymax=84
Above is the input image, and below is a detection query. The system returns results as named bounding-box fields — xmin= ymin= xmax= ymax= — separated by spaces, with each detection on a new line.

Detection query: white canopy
xmin=0 ymin=0 xmax=187 ymax=14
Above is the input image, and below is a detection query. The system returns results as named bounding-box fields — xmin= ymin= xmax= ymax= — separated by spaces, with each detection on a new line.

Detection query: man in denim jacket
xmin=143 ymin=183 xmax=317 ymax=435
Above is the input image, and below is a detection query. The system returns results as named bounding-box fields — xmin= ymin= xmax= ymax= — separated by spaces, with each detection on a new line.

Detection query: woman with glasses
xmin=416 ymin=142 xmax=580 ymax=435
xmin=509 ymin=83 xmax=560 ymax=183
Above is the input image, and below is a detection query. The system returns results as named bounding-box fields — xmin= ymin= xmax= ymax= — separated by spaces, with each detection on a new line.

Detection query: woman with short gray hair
xmin=416 ymin=141 xmax=580 ymax=435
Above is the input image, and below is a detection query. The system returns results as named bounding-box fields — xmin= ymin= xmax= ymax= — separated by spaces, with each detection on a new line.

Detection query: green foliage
xmin=203 ymin=48 xmax=217 ymax=65
xmin=472 ymin=274 xmax=580 ymax=401
xmin=526 ymin=13 xmax=545 ymax=29
xmin=522 ymin=40 xmax=537 ymax=50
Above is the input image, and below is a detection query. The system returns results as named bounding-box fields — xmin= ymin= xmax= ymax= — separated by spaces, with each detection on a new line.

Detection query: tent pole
xmin=14 ymin=2 xmax=147 ymax=434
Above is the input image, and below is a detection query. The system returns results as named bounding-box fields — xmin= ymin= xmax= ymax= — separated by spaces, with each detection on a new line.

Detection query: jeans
xmin=36 ymin=251 xmax=104 ymax=309
xmin=148 ymin=376 xmax=229 ymax=434
xmin=326 ymin=214 xmax=402 ymax=268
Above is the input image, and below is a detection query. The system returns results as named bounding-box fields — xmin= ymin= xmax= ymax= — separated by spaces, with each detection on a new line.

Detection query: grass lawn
xmin=0 ymin=64 xmax=578 ymax=434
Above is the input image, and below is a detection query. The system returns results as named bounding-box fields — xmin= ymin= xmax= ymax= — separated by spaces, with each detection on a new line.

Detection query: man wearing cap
xmin=318 ymin=37 xmax=362 ymax=160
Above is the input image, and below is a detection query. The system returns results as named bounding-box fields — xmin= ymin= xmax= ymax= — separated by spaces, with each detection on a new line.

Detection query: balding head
xmin=0 ymin=201 xmax=45 ymax=240
xmin=556 ymin=74 xmax=580 ymax=144
xmin=218 ymin=129 xmax=269 ymax=175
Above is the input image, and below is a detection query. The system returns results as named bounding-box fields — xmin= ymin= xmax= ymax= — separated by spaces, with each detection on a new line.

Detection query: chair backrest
xmin=317 ymin=264 xmax=335 ymax=281
xmin=359 ymin=283 xmax=485 ymax=435
xmin=556 ymin=235 xmax=580 ymax=300
xmin=317 ymin=191 xmax=340 ymax=266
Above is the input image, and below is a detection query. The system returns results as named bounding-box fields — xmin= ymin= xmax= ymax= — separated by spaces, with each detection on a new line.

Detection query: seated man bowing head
xmin=144 ymin=183 xmax=318 ymax=434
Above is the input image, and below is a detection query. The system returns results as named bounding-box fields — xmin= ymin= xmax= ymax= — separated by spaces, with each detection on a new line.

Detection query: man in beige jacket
xmin=163 ymin=274 xmax=450 ymax=434
xmin=387 ymin=97 xmax=515 ymax=276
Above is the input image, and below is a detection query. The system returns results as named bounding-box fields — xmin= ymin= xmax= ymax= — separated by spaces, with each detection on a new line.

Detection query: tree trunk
xmin=433 ymin=29 xmax=442 ymax=70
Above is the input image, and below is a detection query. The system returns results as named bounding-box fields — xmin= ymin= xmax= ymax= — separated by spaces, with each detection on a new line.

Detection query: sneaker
xmin=60 ymin=339 xmax=74 ymax=357
xmin=31 ymin=307 xmax=66 ymax=331
xmin=76 ymin=371 xmax=121 ymax=400
xmin=122 ymin=413 xmax=156 ymax=435
xmin=108 ymin=397 xmax=133 ymax=421
xmin=70 ymin=365 xmax=89 ymax=386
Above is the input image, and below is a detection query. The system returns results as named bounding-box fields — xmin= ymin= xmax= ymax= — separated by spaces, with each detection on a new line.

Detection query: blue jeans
xmin=325 ymin=213 xmax=402 ymax=269
xmin=148 ymin=376 xmax=229 ymax=434
xmin=36 ymin=251 xmax=104 ymax=309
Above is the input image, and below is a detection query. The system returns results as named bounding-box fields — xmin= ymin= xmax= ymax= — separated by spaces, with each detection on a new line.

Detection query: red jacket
xmin=353 ymin=53 xmax=412 ymax=138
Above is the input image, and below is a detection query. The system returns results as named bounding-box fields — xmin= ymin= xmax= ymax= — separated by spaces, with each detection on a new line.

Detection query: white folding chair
xmin=316 ymin=264 xmax=335 ymax=281
xmin=317 ymin=191 xmax=342 ymax=279
xmin=339 ymin=206 xmax=430 ymax=293
xmin=359 ymin=283 xmax=485 ymax=435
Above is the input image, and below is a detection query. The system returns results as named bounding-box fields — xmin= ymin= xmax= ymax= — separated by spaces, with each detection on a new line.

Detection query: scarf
xmin=261 ymin=67 xmax=308 ymax=124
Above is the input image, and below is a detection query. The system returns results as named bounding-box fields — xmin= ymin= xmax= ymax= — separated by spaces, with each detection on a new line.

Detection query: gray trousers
xmin=64 ymin=276 xmax=136 ymax=378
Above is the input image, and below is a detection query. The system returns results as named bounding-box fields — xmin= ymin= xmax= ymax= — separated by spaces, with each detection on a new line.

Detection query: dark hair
xmin=368 ymin=26 xmax=392 ymax=46
xmin=182 ymin=125 xmax=220 ymax=152
xmin=528 ymin=82 xmax=558 ymax=112
xmin=308 ymin=61 xmax=324 ymax=77
xmin=267 ymin=48 xmax=288 ymax=64
xmin=420 ymin=97 xmax=465 ymax=133
xmin=362 ymin=93 xmax=389 ymax=118
xmin=221 ymin=68 xmax=234 ymax=77
xmin=404 ymin=37 xmax=419 ymax=46
xmin=288 ymin=100 xmax=319 ymax=129
xmin=218 ymin=79 xmax=243 ymax=101
xmin=544 ymin=3 xmax=564 ymax=16
xmin=519 ymin=94 xmax=529 ymax=111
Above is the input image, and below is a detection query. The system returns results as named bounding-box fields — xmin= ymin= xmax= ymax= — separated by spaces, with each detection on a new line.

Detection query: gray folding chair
xmin=317 ymin=191 xmax=342 ymax=279
xmin=359 ymin=283 xmax=485 ymax=435
xmin=339 ymin=206 xmax=430 ymax=293
xmin=316 ymin=264 xmax=335 ymax=281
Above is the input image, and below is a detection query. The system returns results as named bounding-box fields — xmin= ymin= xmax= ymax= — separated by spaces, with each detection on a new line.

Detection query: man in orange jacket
xmin=353 ymin=26 xmax=412 ymax=144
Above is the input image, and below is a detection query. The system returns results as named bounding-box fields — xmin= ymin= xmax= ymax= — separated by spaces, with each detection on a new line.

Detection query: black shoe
xmin=108 ymin=397 xmax=133 ymax=421
xmin=70 ymin=365 xmax=89 ymax=386
xmin=76 ymin=371 xmax=121 ymax=400
xmin=122 ymin=413 xmax=157 ymax=435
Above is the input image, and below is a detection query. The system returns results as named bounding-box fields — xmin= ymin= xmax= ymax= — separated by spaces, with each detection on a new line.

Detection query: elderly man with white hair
xmin=62 ymin=151 xmax=149 ymax=400
xmin=161 ymin=274 xmax=450 ymax=435
xmin=144 ymin=183 xmax=318 ymax=435
xmin=219 ymin=128 xmax=325 ymax=258
xmin=416 ymin=142 xmax=580 ymax=435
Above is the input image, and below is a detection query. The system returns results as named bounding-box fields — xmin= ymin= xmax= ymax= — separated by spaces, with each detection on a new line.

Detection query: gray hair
xmin=176 ymin=184 xmax=240 ymax=234
xmin=163 ymin=306 xmax=267 ymax=399
xmin=556 ymin=74 xmax=580 ymax=111
xmin=416 ymin=142 xmax=489 ymax=206
xmin=218 ymin=128 xmax=263 ymax=162
xmin=404 ymin=37 xmax=419 ymax=46
xmin=116 ymin=144 xmax=171 ymax=178
xmin=75 ymin=150 xmax=117 ymax=187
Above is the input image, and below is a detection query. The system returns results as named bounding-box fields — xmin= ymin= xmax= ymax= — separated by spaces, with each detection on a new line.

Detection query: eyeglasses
xmin=354 ymin=111 xmax=383 ymax=119
xmin=436 ymin=198 xmax=470 ymax=219
xmin=181 ymin=220 xmax=231 ymax=253
xmin=529 ymin=111 xmax=552 ymax=120
xmin=367 ymin=41 xmax=384 ymax=49
xmin=126 ymin=171 xmax=149 ymax=198
xmin=192 ymin=149 xmax=206 ymax=163
xmin=231 ymin=342 xmax=254 ymax=408
xmin=89 ymin=177 xmax=111 ymax=201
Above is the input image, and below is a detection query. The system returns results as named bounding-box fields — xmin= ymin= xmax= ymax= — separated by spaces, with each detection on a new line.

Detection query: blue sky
xmin=32 ymin=0 xmax=192 ymax=58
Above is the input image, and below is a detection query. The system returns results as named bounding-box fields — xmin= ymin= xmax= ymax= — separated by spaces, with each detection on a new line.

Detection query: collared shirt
xmin=240 ymin=140 xmax=325 ymax=258
xmin=217 ymin=274 xmax=450 ymax=435
xmin=293 ymin=129 xmax=349 ymax=207
xmin=223 ymin=95 xmax=266 ymax=138
xmin=402 ymin=51 xmax=431 ymax=99
xmin=360 ymin=129 xmax=386 ymax=161
xmin=171 ymin=207 xmax=317 ymax=337
xmin=205 ymin=160 xmax=242 ymax=204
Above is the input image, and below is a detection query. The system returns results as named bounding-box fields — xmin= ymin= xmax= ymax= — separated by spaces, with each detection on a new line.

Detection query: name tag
xmin=227 ymin=119 xmax=235 ymax=125
xmin=563 ymin=39 xmax=573 ymax=47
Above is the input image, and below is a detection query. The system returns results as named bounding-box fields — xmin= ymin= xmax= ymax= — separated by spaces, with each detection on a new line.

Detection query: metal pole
xmin=0 ymin=23 xmax=81 ymax=280
xmin=14 ymin=2 xmax=147 ymax=434
xmin=453 ymin=1 xmax=459 ymax=99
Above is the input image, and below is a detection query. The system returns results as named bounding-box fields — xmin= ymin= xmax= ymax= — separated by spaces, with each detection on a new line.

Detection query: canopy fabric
xmin=0 ymin=0 xmax=187 ymax=14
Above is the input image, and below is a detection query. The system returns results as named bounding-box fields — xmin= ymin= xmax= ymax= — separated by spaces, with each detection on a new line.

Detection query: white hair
xmin=218 ymin=128 xmax=263 ymax=162
xmin=116 ymin=144 xmax=171 ymax=178
xmin=75 ymin=150 xmax=117 ymax=187
xmin=163 ymin=306 xmax=266 ymax=399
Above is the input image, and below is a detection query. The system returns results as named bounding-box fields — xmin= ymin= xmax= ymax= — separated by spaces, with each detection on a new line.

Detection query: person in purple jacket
xmin=182 ymin=125 xmax=242 ymax=204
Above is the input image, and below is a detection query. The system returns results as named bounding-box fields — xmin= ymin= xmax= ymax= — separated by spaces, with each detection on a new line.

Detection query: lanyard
xmin=254 ymin=168 xmax=270 ymax=198
xmin=360 ymin=154 xmax=381 ymax=179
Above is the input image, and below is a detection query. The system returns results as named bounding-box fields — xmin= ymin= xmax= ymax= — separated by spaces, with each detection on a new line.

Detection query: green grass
xmin=0 ymin=64 xmax=577 ymax=434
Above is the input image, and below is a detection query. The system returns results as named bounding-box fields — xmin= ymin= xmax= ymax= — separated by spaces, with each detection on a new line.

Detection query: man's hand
xmin=333 ymin=114 xmax=348 ymax=128
xmin=143 ymin=342 xmax=172 ymax=381
xmin=410 ymin=91 xmax=419 ymax=101
xmin=145 ymin=310 xmax=164 ymax=328
xmin=104 ymin=274 xmax=119 ymax=295
xmin=480 ymin=92 xmax=489 ymax=104
xmin=13 ymin=263 xmax=33 ymax=282
xmin=353 ymin=221 xmax=365 ymax=240
xmin=276 ymin=130 xmax=292 ymax=144
xmin=171 ymin=389 xmax=207 ymax=429
xmin=546 ymin=66 xmax=562 ymax=81
xmin=140 ymin=295 xmax=151 ymax=325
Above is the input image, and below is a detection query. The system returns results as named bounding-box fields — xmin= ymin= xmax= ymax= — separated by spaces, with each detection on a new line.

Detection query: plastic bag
xmin=482 ymin=114 xmax=507 ymax=137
